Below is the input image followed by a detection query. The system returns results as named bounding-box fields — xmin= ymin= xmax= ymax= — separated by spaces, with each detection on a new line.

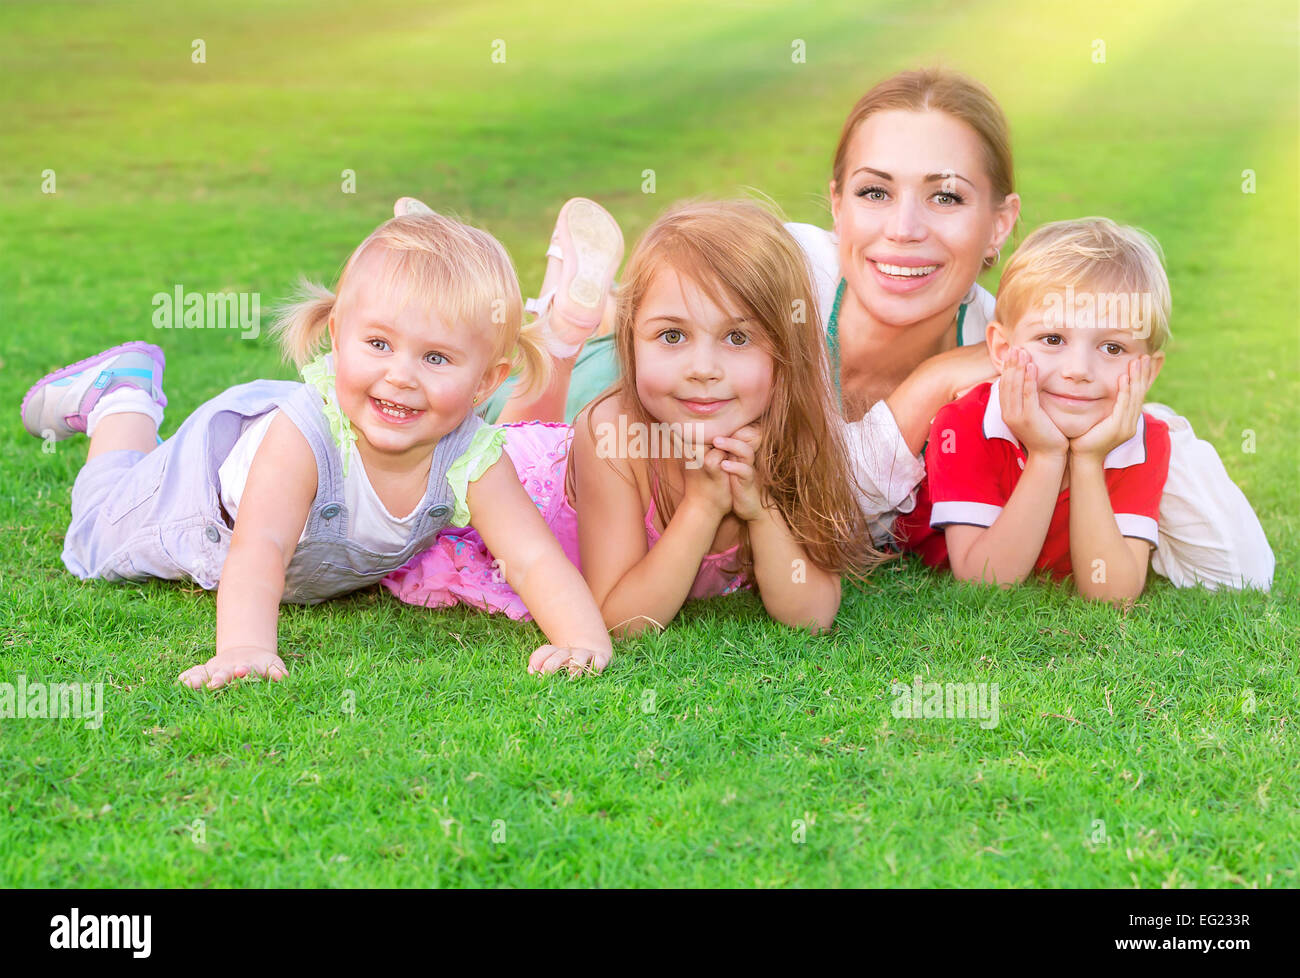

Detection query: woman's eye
xmin=660 ymin=329 xmax=684 ymax=344
xmin=933 ymin=192 xmax=965 ymax=206
xmin=368 ymin=338 xmax=390 ymax=351
xmin=855 ymin=185 xmax=888 ymax=201
xmin=425 ymin=352 xmax=447 ymax=366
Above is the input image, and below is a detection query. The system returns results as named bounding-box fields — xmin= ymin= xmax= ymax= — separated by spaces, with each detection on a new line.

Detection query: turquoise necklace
xmin=825 ymin=277 xmax=968 ymax=408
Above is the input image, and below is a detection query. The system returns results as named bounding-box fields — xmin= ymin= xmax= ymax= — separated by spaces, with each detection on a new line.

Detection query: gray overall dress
xmin=62 ymin=379 xmax=482 ymax=604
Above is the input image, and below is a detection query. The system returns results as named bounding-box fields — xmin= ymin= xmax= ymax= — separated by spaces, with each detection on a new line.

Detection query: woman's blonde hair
xmin=995 ymin=217 xmax=1172 ymax=350
xmin=272 ymin=213 xmax=551 ymax=398
xmin=831 ymin=68 xmax=1015 ymax=203
xmin=580 ymin=199 xmax=886 ymax=583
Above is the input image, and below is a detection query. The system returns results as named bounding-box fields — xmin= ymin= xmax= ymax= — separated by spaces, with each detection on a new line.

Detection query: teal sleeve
xmin=477 ymin=332 xmax=620 ymax=424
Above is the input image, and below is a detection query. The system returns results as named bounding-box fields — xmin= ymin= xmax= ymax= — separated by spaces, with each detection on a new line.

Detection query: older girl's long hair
xmin=581 ymin=199 xmax=884 ymax=582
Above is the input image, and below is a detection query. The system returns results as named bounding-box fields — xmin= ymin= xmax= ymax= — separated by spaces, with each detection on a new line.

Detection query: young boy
xmin=896 ymin=218 xmax=1173 ymax=604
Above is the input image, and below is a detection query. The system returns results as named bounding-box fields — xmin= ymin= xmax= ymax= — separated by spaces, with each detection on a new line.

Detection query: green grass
xmin=1 ymin=0 xmax=1297 ymax=887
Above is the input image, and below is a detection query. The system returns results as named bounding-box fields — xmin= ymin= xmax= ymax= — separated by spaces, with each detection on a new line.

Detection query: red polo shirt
xmin=896 ymin=381 xmax=1171 ymax=580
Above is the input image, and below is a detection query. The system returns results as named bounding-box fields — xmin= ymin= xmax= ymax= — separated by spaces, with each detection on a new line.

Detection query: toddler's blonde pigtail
xmin=509 ymin=313 xmax=556 ymax=401
xmin=271 ymin=278 xmax=336 ymax=366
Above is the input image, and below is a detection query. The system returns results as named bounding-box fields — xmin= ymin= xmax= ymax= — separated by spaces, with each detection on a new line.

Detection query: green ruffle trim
xmin=300 ymin=354 xmax=356 ymax=477
xmin=445 ymin=425 xmax=508 ymax=527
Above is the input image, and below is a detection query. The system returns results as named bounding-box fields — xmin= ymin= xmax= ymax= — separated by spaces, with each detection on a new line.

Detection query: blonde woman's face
xmin=831 ymin=109 xmax=1018 ymax=329
xmin=632 ymin=266 xmax=775 ymax=446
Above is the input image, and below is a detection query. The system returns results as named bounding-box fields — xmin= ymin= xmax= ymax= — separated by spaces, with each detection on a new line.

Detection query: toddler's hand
xmin=528 ymin=644 xmax=612 ymax=677
xmin=712 ymin=424 xmax=766 ymax=522
xmin=179 ymin=647 xmax=288 ymax=690
xmin=1070 ymin=355 xmax=1157 ymax=461
xmin=1000 ymin=348 xmax=1068 ymax=457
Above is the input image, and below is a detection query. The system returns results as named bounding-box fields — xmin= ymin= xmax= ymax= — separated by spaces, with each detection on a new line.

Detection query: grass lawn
xmin=1 ymin=0 xmax=1296 ymax=887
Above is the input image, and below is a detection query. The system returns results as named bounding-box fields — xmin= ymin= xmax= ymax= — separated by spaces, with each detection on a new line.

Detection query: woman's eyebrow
xmin=851 ymin=165 xmax=974 ymax=188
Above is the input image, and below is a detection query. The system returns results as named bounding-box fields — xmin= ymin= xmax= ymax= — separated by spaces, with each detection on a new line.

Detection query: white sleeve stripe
xmin=1115 ymin=513 xmax=1159 ymax=544
xmin=931 ymin=501 xmax=1003 ymax=529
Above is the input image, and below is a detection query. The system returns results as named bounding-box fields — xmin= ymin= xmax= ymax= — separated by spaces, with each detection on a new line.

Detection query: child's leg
xmin=22 ymin=342 xmax=170 ymax=578
xmin=1146 ymin=403 xmax=1275 ymax=590
xmin=87 ymin=408 xmax=161 ymax=460
xmin=494 ymin=199 xmax=623 ymax=424
xmin=496 ymin=296 xmax=617 ymax=424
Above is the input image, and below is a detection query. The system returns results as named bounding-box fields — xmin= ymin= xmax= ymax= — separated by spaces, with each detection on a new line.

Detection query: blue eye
xmin=368 ymin=338 xmax=390 ymax=351
xmin=425 ymin=352 xmax=448 ymax=366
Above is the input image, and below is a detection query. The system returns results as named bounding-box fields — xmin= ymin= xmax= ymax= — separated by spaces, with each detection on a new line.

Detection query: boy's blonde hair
xmin=272 ymin=213 xmax=551 ymax=397
xmin=994 ymin=217 xmax=1172 ymax=350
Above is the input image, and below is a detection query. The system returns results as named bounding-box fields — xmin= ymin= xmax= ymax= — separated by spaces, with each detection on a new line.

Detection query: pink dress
xmin=381 ymin=421 xmax=750 ymax=620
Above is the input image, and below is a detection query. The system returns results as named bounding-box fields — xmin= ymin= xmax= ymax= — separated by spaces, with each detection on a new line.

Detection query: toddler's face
xmin=632 ymin=265 xmax=775 ymax=448
xmin=330 ymin=247 xmax=507 ymax=465
xmin=993 ymin=294 xmax=1160 ymax=440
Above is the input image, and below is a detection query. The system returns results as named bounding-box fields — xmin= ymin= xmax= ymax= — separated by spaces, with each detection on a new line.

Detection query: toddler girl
xmin=21 ymin=213 xmax=612 ymax=686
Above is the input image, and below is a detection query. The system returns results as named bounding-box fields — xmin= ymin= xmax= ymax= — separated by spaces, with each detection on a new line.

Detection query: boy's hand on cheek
xmin=713 ymin=424 xmax=765 ymax=522
xmin=1070 ymin=356 xmax=1155 ymax=461
xmin=1000 ymin=348 xmax=1068 ymax=457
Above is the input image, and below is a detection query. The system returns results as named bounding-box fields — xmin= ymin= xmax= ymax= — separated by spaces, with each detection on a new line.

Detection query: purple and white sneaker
xmin=21 ymin=341 xmax=167 ymax=441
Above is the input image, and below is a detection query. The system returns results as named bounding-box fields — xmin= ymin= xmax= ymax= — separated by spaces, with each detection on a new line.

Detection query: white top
xmin=783 ymin=221 xmax=996 ymax=543
xmin=218 ymin=409 xmax=421 ymax=553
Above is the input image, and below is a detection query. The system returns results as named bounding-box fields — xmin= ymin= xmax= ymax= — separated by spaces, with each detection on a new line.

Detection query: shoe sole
xmin=557 ymin=199 xmax=623 ymax=331
xmin=20 ymin=340 xmax=166 ymax=437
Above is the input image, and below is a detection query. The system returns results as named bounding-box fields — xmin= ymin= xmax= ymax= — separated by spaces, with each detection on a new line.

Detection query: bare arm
xmin=944 ymin=451 xmax=1065 ymax=586
xmin=885 ymin=344 xmax=997 ymax=454
xmin=1066 ymin=356 xmax=1161 ymax=605
xmin=467 ymin=451 xmax=613 ymax=673
xmin=1067 ymin=456 xmax=1152 ymax=605
xmin=713 ymin=426 xmax=840 ymax=632
xmin=573 ymin=401 xmax=727 ymax=639
xmin=746 ymin=504 xmax=841 ymax=632
xmin=179 ymin=413 xmax=317 ymax=689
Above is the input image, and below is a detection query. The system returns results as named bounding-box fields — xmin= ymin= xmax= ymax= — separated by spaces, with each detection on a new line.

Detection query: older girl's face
xmin=830 ymin=109 xmax=1019 ymax=328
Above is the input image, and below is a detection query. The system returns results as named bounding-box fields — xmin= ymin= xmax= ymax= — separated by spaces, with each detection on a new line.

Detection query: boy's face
xmin=989 ymin=295 xmax=1164 ymax=440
